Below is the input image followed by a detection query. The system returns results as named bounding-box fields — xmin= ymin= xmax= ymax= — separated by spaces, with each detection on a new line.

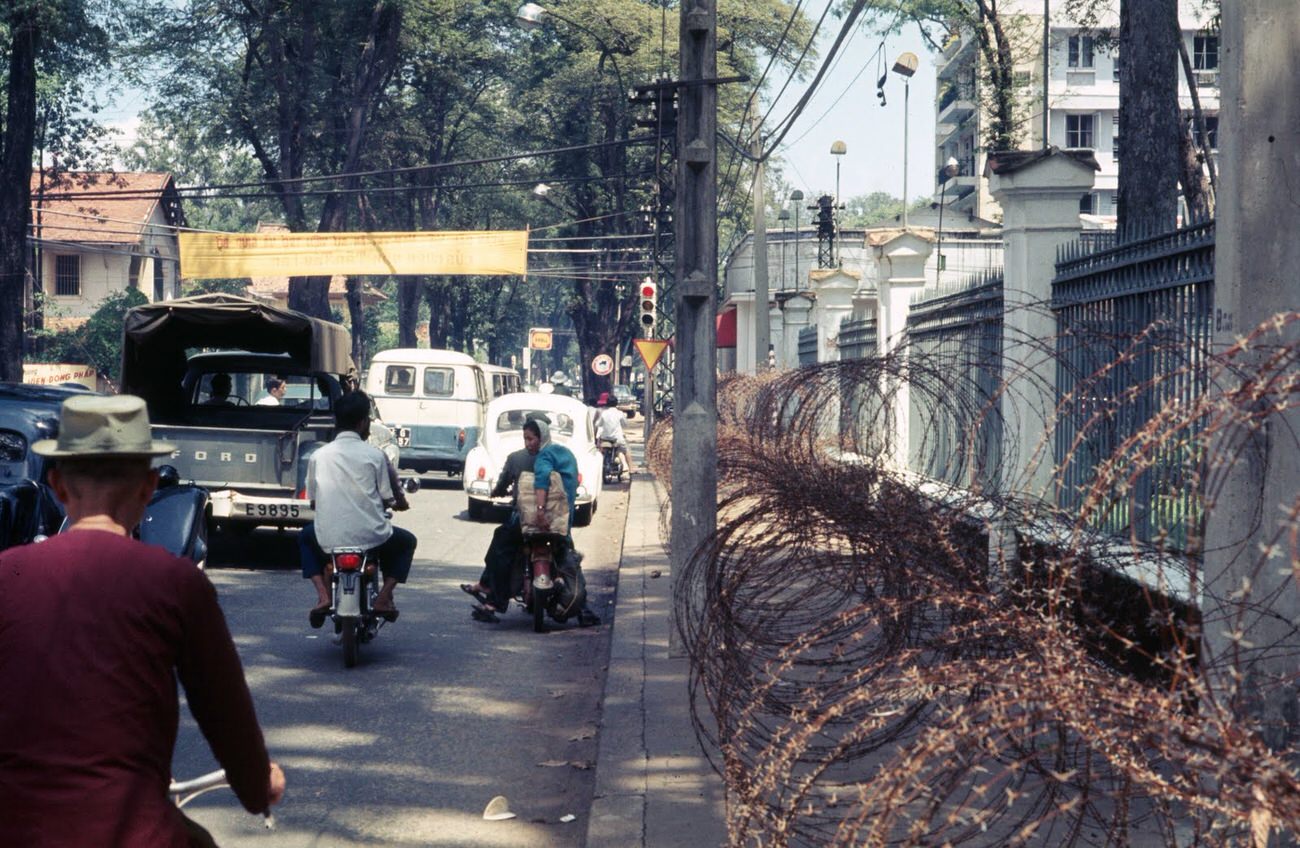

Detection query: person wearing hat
xmin=0 ymin=394 xmax=285 ymax=847
xmin=550 ymin=370 xmax=575 ymax=398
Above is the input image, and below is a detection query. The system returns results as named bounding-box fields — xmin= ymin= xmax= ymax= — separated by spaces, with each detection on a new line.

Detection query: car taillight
xmin=477 ymin=467 xmax=486 ymax=480
xmin=335 ymin=553 xmax=363 ymax=571
xmin=296 ymin=488 xmax=308 ymax=500
xmin=458 ymin=429 xmax=466 ymax=448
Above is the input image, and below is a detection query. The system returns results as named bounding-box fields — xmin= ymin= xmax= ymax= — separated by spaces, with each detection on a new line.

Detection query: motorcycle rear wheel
xmin=341 ymin=618 xmax=359 ymax=667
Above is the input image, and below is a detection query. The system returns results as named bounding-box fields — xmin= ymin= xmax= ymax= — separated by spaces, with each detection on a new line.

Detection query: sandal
xmin=460 ymin=583 xmax=489 ymax=605
xmin=471 ymin=604 xmax=500 ymax=624
xmin=309 ymin=602 xmax=331 ymax=629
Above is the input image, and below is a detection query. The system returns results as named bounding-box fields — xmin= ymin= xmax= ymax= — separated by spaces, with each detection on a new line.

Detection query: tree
xmin=32 ymin=287 xmax=146 ymax=385
xmin=1 ymin=0 xmax=114 ymax=380
xmin=1116 ymin=0 xmax=1181 ymax=234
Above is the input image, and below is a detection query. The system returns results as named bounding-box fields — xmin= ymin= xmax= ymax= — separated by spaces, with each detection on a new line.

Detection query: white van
xmin=480 ymin=363 xmax=523 ymax=398
xmin=366 ymin=349 xmax=487 ymax=474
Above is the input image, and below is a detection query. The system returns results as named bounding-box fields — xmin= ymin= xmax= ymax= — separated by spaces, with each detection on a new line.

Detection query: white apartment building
xmin=934 ymin=0 xmax=1220 ymax=222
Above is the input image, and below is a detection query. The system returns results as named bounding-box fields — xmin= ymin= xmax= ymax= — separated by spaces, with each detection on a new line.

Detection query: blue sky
xmin=773 ymin=21 xmax=938 ymax=205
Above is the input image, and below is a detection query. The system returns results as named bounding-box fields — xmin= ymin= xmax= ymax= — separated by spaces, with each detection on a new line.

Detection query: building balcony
xmin=936 ymin=35 xmax=975 ymax=80
xmin=937 ymin=88 xmax=977 ymax=126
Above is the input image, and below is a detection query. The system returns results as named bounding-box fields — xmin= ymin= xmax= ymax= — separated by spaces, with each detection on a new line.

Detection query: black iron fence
xmin=905 ymin=272 xmax=1005 ymax=491
xmin=797 ymin=326 xmax=818 ymax=366
xmin=838 ymin=317 xmax=877 ymax=361
xmin=1052 ymin=216 xmax=1215 ymax=551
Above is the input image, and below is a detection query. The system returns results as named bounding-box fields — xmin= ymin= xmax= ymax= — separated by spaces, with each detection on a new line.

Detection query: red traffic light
xmin=640 ymin=283 xmax=656 ymax=298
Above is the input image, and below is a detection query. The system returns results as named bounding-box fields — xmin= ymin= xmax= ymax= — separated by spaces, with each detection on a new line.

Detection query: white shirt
xmin=255 ymin=395 xmax=280 ymax=406
xmin=306 ymin=431 xmax=394 ymax=552
xmin=596 ymin=407 xmax=627 ymax=441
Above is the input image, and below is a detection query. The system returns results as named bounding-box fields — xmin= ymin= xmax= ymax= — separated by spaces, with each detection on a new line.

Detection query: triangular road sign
xmin=633 ymin=338 xmax=670 ymax=371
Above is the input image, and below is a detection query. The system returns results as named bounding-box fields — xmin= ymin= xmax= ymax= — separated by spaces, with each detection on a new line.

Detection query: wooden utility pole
xmin=670 ymin=0 xmax=718 ymax=654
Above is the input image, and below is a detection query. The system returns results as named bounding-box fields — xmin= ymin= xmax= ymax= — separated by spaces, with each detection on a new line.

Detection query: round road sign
xmin=591 ymin=354 xmax=614 ymax=376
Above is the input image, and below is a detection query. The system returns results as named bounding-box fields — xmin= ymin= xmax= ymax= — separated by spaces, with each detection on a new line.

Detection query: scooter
xmin=325 ymin=547 xmax=385 ymax=667
xmin=598 ymin=437 xmax=621 ymax=484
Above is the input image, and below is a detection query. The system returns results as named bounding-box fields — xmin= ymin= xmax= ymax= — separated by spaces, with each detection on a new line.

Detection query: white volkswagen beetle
xmin=463 ymin=393 xmax=601 ymax=525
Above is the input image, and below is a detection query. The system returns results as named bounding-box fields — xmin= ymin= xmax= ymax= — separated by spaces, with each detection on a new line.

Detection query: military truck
xmin=121 ymin=294 xmax=354 ymax=530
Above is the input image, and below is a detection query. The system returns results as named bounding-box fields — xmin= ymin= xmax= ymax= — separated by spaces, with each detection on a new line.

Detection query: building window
xmin=1068 ymin=35 xmax=1094 ymax=69
xmin=1112 ymin=48 xmax=1121 ymax=82
xmin=1112 ymin=114 xmax=1120 ymax=160
xmin=1079 ymin=193 xmax=1096 ymax=215
xmin=1012 ymin=69 xmax=1032 ymax=87
xmin=1110 ymin=192 xmax=1119 ymax=210
xmin=54 ymin=255 xmax=80 ymax=297
xmin=1192 ymin=114 xmax=1219 ymax=150
xmin=1066 ymin=114 xmax=1095 ymax=149
xmin=1193 ymin=35 xmax=1218 ymax=70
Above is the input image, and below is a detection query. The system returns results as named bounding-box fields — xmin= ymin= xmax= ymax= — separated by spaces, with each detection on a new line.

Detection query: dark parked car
xmin=0 ymin=383 xmax=87 ymax=549
xmin=610 ymin=384 xmax=638 ymax=418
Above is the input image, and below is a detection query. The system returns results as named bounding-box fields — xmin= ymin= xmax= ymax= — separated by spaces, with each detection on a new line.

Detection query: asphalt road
xmin=172 ymin=469 xmax=629 ymax=846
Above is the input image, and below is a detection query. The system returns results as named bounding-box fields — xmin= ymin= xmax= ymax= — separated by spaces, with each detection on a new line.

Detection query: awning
xmin=716 ymin=307 xmax=737 ymax=348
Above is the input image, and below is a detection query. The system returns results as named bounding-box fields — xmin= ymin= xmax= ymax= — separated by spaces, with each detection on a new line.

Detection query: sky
xmin=94 ymin=9 xmax=939 ymax=206
xmin=770 ymin=20 xmax=938 ymax=206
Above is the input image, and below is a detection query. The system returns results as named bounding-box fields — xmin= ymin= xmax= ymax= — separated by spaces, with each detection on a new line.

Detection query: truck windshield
xmin=192 ymin=372 xmax=330 ymax=410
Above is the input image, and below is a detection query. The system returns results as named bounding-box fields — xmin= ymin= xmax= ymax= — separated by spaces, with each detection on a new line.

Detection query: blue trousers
xmin=299 ymin=523 xmax=416 ymax=583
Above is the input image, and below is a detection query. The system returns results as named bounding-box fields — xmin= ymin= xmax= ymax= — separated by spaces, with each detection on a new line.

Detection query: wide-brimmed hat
xmin=32 ymin=394 xmax=177 ymax=459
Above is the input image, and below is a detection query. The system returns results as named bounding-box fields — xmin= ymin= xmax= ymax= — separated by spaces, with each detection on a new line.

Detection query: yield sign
xmin=633 ymin=338 xmax=670 ymax=371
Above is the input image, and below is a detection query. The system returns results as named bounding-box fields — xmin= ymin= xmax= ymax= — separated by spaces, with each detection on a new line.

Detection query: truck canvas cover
xmin=121 ymin=293 xmax=353 ymax=414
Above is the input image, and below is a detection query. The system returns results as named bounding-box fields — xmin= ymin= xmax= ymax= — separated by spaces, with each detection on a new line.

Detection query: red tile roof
xmin=29 ymin=171 xmax=183 ymax=245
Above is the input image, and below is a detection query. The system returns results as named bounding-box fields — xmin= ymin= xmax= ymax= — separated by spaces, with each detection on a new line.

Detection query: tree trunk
xmin=1118 ymin=0 xmax=1181 ymax=237
xmin=0 ymin=12 xmax=38 ymax=381
xmin=345 ymin=276 xmax=366 ymax=369
xmin=1176 ymin=35 xmax=1215 ymax=219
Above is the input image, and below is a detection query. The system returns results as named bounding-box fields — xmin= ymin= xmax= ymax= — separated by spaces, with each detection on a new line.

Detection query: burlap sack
xmin=516 ymin=471 xmax=570 ymax=536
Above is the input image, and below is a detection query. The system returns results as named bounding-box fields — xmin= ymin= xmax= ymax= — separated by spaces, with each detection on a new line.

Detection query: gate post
xmin=988 ymin=149 xmax=1097 ymax=500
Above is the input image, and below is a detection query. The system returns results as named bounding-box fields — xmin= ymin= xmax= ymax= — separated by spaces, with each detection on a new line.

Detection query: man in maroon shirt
xmin=0 ymin=395 xmax=285 ymax=847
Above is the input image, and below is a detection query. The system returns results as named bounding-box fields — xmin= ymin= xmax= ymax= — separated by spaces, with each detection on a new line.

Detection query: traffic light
xmin=638 ymin=279 xmax=657 ymax=333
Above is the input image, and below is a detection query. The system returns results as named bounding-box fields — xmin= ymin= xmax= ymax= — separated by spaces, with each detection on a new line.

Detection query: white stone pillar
xmin=732 ymin=294 xmax=755 ymax=375
xmin=988 ymin=150 xmax=1096 ymax=500
xmin=811 ymin=268 xmax=861 ymax=362
xmin=1203 ymin=1 xmax=1300 ymax=752
xmin=866 ymin=229 xmax=935 ymax=470
xmin=768 ymin=303 xmax=783 ymax=369
xmin=777 ymin=292 xmax=814 ymax=369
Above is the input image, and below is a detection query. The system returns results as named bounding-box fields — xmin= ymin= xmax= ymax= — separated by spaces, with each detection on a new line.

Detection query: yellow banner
xmin=179 ymin=230 xmax=529 ymax=279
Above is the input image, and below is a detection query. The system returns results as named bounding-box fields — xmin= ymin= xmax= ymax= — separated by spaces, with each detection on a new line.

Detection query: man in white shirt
xmin=256 ymin=378 xmax=287 ymax=406
xmin=595 ymin=393 xmax=632 ymax=481
xmin=299 ymin=391 xmax=416 ymax=626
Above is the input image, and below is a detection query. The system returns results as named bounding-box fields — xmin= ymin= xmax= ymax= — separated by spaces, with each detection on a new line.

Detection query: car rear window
xmin=494 ymin=410 xmax=574 ymax=437
xmin=385 ymin=366 xmax=416 ymax=395
xmin=424 ymin=367 xmax=454 ymax=397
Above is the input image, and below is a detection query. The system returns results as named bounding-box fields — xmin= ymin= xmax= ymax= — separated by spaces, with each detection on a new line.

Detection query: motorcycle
xmin=324 ymin=546 xmax=386 ymax=667
xmin=598 ymin=437 xmax=621 ymax=484
xmin=511 ymin=531 xmax=585 ymax=633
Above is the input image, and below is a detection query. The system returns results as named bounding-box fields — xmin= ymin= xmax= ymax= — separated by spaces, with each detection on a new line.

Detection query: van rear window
xmin=424 ymin=367 xmax=454 ymax=397
xmin=385 ymin=366 xmax=416 ymax=395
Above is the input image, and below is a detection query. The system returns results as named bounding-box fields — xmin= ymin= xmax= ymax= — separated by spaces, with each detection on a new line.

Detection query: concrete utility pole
xmin=750 ymin=109 xmax=769 ymax=374
xmin=669 ymin=0 xmax=718 ymax=655
xmin=1205 ymin=0 xmax=1300 ymax=763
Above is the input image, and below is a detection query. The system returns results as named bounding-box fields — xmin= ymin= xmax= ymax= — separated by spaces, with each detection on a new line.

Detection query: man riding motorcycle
xmin=300 ymin=391 xmax=415 ymax=627
xmin=594 ymin=392 xmax=632 ymax=481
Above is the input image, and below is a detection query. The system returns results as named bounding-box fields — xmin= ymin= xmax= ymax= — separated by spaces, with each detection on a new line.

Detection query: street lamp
xmin=892 ymin=52 xmax=918 ymax=229
xmin=790 ymin=189 xmax=804 ymax=291
xmin=830 ymin=140 xmax=846 ymax=266
xmin=516 ymin=3 xmax=625 ymax=94
xmin=777 ymin=207 xmax=790 ymax=291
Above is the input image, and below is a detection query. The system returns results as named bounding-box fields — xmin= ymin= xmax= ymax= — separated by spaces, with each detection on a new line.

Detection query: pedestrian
xmin=0 ymin=394 xmax=285 ymax=847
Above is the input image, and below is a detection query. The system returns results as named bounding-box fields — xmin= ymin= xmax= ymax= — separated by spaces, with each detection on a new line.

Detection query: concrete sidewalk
xmin=586 ymin=469 xmax=727 ymax=847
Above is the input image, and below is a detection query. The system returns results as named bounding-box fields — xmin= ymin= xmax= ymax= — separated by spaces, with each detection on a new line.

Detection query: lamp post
xmin=777 ymin=207 xmax=790 ymax=291
xmin=830 ymin=140 xmax=847 ymax=266
xmin=516 ymin=3 xmax=625 ymax=94
xmin=936 ymin=156 xmax=958 ymax=291
xmin=790 ymin=189 xmax=804 ymax=290
xmin=892 ymin=52 xmax=918 ymax=229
